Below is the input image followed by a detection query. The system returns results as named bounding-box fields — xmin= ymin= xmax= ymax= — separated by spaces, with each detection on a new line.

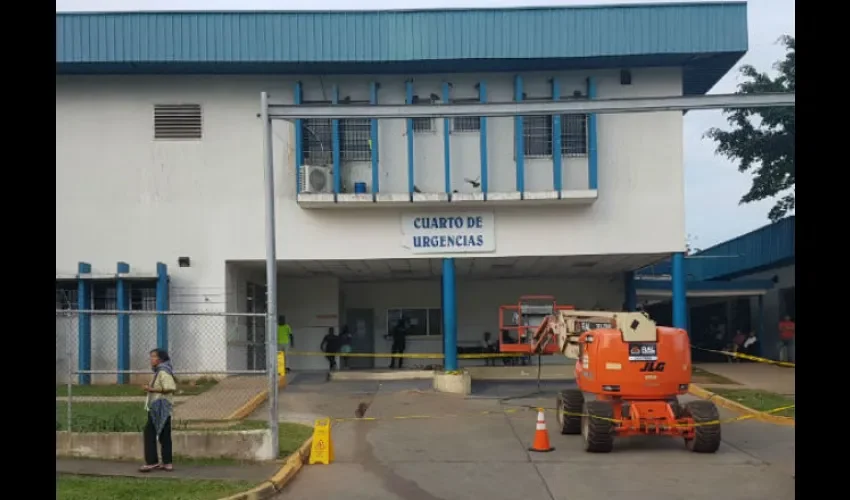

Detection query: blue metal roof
xmin=638 ymin=216 xmax=796 ymax=281
xmin=56 ymin=3 xmax=748 ymax=95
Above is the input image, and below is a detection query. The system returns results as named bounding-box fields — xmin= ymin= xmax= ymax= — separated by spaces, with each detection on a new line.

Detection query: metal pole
xmin=261 ymin=91 xmax=280 ymax=456
xmin=66 ymin=313 xmax=73 ymax=432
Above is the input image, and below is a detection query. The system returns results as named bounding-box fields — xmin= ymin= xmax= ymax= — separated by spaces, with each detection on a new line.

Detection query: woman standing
xmin=140 ymin=348 xmax=177 ymax=472
xmin=339 ymin=326 xmax=353 ymax=370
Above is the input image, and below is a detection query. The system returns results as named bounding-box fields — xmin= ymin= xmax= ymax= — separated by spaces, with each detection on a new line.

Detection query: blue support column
xmin=331 ymin=85 xmax=341 ymax=194
xmin=294 ymin=82 xmax=303 ymax=194
xmin=442 ymin=82 xmax=452 ymax=196
xmin=624 ymin=271 xmax=637 ymax=312
xmin=370 ymin=82 xmax=380 ymax=198
xmin=442 ymin=258 xmax=458 ymax=371
xmin=757 ymin=295 xmax=765 ymax=357
xmin=77 ymin=262 xmax=92 ymax=385
xmin=514 ymin=75 xmax=525 ymax=195
xmin=671 ymin=252 xmax=687 ymax=329
xmin=551 ymin=78 xmax=562 ymax=194
xmin=478 ymin=80 xmax=489 ymax=199
xmin=405 ymin=80 xmax=415 ymax=197
xmin=586 ymin=77 xmax=599 ymax=190
xmin=116 ymin=262 xmax=130 ymax=384
xmin=156 ymin=262 xmax=169 ymax=350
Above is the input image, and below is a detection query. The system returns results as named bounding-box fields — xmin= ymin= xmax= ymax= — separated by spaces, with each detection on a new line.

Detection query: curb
xmin=688 ymin=384 xmax=795 ymax=427
xmin=218 ymin=436 xmax=313 ymax=500
xmin=226 ymin=377 xmax=287 ymax=421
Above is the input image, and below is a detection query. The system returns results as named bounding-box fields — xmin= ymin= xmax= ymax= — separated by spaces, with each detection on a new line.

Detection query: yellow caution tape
xmin=692 ymin=346 xmax=795 ymax=367
xmin=327 ymin=403 xmax=794 ymax=428
xmin=287 ymin=350 xmax=529 ymax=359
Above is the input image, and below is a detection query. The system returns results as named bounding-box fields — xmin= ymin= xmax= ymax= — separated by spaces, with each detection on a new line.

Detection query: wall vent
xmin=154 ymin=104 xmax=203 ymax=140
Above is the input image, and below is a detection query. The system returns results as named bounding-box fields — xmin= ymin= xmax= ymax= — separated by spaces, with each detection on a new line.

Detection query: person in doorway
xmin=277 ymin=316 xmax=293 ymax=373
xmin=320 ymin=327 xmax=340 ymax=371
xmin=778 ymin=315 xmax=795 ymax=362
xmin=481 ymin=331 xmax=499 ymax=366
xmin=140 ymin=348 xmax=177 ymax=473
xmin=339 ymin=325 xmax=353 ymax=370
xmin=730 ymin=330 xmax=746 ymax=363
xmin=387 ymin=317 xmax=409 ymax=369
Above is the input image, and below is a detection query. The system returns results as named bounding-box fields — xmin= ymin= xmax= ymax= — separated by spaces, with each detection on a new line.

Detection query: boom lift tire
xmin=682 ymin=400 xmax=721 ymax=453
xmin=581 ymin=400 xmax=615 ymax=453
xmin=669 ymin=399 xmax=684 ymax=419
xmin=557 ymin=389 xmax=584 ymax=435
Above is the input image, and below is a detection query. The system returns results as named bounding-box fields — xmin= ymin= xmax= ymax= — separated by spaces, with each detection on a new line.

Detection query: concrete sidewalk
xmin=174 ymin=375 xmax=268 ymax=420
xmin=56 ymin=457 xmax=279 ymax=482
xmin=695 ymin=363 xmax=795 ymax=396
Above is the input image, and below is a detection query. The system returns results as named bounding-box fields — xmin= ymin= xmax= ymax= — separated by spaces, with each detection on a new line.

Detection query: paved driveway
xmin=272 ymin=377 xmax=794 ymax=500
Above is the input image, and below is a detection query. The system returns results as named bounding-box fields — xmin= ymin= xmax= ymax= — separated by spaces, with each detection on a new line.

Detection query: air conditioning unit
xmin=300 ymin=165 xmax=333 ymax=194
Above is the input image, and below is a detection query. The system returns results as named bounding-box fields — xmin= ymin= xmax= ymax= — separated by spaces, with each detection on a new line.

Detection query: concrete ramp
xmin=175 ymin=375 xmax=268 ymax=421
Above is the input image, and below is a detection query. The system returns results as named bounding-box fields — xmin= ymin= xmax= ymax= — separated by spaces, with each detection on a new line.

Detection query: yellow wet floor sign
xmin=308 ymin=418 xmax=334 ymax=465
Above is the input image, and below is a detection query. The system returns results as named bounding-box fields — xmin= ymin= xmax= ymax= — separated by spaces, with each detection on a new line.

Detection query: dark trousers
xmin=325 ymin=355 xmax=337 ymax=370
xmin=143 ymin=414 xmax=172 ymax=466
xmin=390 ymin=344 xmax=405 ymax=369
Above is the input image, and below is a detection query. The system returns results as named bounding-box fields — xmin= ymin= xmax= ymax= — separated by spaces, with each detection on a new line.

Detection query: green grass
xmin=57 ymin=377 xmax=219 ymax=398
xmin=55 ymin=403 xmax=313 ymax=456
xmin=57 ymin=474 xmax=253 ymax=500
xmin=709 ymin=388 xmax=796 ymax=419
xmin=692 ymin=367 xmax=740 ymax=385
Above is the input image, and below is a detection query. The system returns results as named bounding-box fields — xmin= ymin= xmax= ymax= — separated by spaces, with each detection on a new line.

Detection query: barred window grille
xmin=154 ymin=104 xmax=203 ymax=140
xmin=55 ymin=283 xmax=78 ymax=310
xmin=561 ymin=114 xmax=588 ymax=157
xmin=93 ymin=283 xmax=117 ymax=311
xmin=453 ymin=116 xmax=481 ymax=132
xmin=130 ymin=283 xmax=157 ymax=311
xmin=522 ymin=114 xmax=590 ymax=158
xmin=413 ymin=117 xmax=433 ymax=133
xmin=302 ymin=118 xmax=373 ymax=163
xmin=340 ymin=118 xmax=372 ymax=162
xmin=302 ymin=118 xmax=333 ymax=165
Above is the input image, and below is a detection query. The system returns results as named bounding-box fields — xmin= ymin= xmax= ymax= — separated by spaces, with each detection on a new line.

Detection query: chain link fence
xmin=56 ymin=310 xmax=272 ymax=434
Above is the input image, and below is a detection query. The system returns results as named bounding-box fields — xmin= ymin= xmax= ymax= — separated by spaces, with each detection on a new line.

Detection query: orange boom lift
xmin=513 ymin=306 xmax=721 ymax=453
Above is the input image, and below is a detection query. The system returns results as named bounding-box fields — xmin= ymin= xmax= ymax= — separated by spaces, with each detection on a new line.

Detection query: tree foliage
xmin=705 ymin=35 xmax=795 ymax=222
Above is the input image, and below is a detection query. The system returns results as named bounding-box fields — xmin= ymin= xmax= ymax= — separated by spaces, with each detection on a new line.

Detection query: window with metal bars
xmin=452 ymin=98 xmax=481 ymax=132
xmin=521 ymin=114 xmax=589 ymax=158
xmin=153 ymin=104 xmax=203 ymax=140
xmin=302 ymin=118 xmax=373 ymax=163
xmin=56 ymin=281 xmax=78 ymax=310
xmin=412 ymin=117 xmax=434 ymax=133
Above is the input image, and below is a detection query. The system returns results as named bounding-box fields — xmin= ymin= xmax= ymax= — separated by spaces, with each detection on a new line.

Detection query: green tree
xmin=705 ymin=35 xmax=795 ymax=222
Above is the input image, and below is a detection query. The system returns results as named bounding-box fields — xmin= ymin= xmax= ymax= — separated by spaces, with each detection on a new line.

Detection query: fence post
xmin=66 ymin=313 xmax=73 ymax=433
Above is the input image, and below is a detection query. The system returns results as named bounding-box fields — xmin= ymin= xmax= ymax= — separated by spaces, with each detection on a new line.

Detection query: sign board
xmin=401 ymin=212 xmax=495 ymax=254
xmin=308 ymin=418 xmax=334 ymax=465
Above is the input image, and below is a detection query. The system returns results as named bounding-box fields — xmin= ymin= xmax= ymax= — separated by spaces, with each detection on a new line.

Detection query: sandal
xmin=139 ymin=464 xmax=159 ymax=473
xmin=161 ymin=464 xmax=173 ymax=472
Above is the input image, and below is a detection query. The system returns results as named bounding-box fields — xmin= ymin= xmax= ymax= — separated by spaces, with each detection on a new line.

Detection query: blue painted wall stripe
xmin=331 ymin=85 xmax=341 ymax=195
xmin=370 ymin=81 xmax=379 ymax=197
xmin=671 ymin=252 xmax=687 ymax=329
xmin=116 ymin=262 xmax=130 ymax=385
xmin=294 ymin=82 xmax=303 ymax=195
xmin=479 ymin=81 xmax=488 ymax=198
xmin=551 ymin=77 xmax=562 ymax=194
xmin=406 ymin=80 xmax=415 ymax=197
xmin=442 ymin=82 xmax=452 ymax=196
xmin=156 ymin=262 xmax=169 ymax=351
xmin=586 ymin=77 xmax=598 ymax=190
xmin=442 ymin=258 xmax=458 ymax=372
xmin=514 ymin=75 xmax=525 ymax=195
xmin=77 ymin=262 xmax=92 ymax=385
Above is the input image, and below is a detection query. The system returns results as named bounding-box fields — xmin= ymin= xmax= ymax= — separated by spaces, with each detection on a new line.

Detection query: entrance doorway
xmin=345 ymin=309 xmax=375 ymax=369
xmin=245 ymin=282 xmax=267 ymax=371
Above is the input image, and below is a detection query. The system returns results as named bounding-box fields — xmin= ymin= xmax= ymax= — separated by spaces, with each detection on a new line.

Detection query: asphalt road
xmin=270 ymin=377 xmax=794 ymax=500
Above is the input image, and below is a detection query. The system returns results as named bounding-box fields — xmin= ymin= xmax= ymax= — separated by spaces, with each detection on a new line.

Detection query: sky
xmin=56 ymin=0 xmax=795 ymax=249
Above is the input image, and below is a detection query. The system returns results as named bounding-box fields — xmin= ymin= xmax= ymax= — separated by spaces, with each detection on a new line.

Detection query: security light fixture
xmin=178 ymin=257 xmax=191 ymax=268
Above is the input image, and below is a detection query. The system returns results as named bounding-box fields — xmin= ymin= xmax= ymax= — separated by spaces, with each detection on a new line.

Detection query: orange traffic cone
xmin=529 ymin=409 xmax=555 ymax=452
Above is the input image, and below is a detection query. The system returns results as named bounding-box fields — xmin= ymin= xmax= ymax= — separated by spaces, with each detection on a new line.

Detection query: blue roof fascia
xmin=56 ymin=3 xmax=748 ymax=94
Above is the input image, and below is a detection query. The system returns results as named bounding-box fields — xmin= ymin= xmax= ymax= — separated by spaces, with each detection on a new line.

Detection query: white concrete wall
xmin=737 ymin=264 xmax=795 ymax=359
xmin=56 ymin=67 xmax=686 ymax=270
